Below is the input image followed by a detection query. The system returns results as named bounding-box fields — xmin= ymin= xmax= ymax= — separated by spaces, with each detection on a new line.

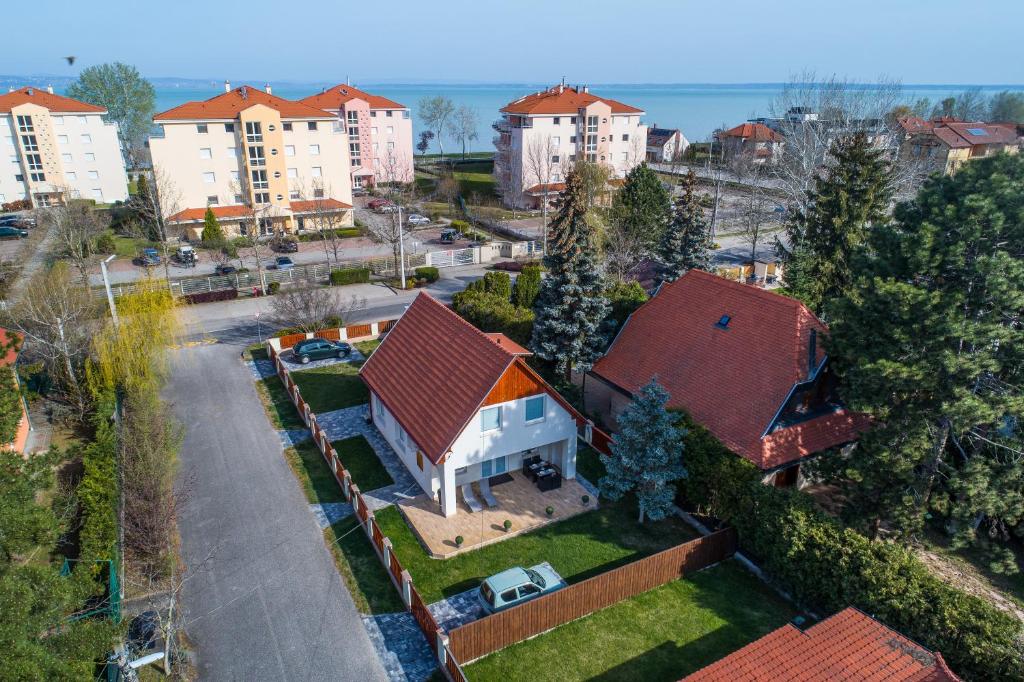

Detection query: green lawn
xmin=325 ymin=517 xmax=406 ymax=614
xmin=284 ymin=435 xmax=393 ymax=504
xmin=289 ymin=361 xmax=368 ymax=413
xmin=108 ymin=232 xmax=155 ymax=258
xmin=244 ymin=343 xmax=269 ymax=362
xmin=464 ymin=560 xmax=796 ymax=682
xmin=378 ymin=496 xmax=699 ymax=604
xmin=255 ymin=375 xmax=306 ymax=430
xmin=335 ymin=435 xmax=394 ymax=492
xmin=575 ymin=445 xmax=606 ymax=485
xmin=354 ymin=339 xmax=381 ymax=357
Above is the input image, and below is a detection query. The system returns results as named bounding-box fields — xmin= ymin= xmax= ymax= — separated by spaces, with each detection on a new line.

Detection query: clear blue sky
xmin=3 ymin=0 xmax=1022 ymax=84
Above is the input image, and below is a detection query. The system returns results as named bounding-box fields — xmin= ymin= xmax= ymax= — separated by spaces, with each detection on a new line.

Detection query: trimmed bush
xmin=451 ymin=289 xmax=534 ymax=346
xmin=330 ymin=267 xmax=371 ymax=285
xmin=513 ymin=265 xmax=542 ymax=308
xmin=414 ymin=266 xmax=439 ymax=283
xmin=449 ymin=219 xmax=470 ymax=233
xmin=675 ymin=416 xmax=1024 ymax=681
xmin=297 ymin=228 xmax=361 ymax=242
xmin=267 ymin=281 xmax=281 ymax=295
xmin=94 ymin=231 xmax=116 ymax=255
xmin=455 ymin=535 xmax=464 ymax=547
xmin=545 ymin=506 xmax=554 ymax=517
xmin=503 ymin=519 xmax=512 ymax=532
xmin=182 ymin=289 xmax=238 ymax=304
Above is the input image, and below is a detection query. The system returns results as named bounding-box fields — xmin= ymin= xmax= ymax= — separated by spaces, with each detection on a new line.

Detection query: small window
xmin=622 ymin=134 xmax=629 ymax=141
xmin=84 ymin=152 xmax=95 ymax=162
xmin=199 ymin=147 xmax=212 ymax=159
xmin=716 ymin=315 xmax=731 ymax=329
xmin=308 ymin=144 xmax=320 ymax=155
xmin=289 ymin=190 xmax=299 ymax=200
xmin=481 ymin=406 xmax=501 ymax=432
xmin=454 ymin=466 xmax=468 ymax=475
xmin=570 ymin=116 xmax=577 ymax=125
xmin=225 ymin=122 xmax=235 ymax=133
xmin=313 ymin=187 xmax=324 ymax=198
xmin=202 ymin=171 xmax=216 ymax=183
xmin=500 ymin=589 xmax=517 ymax=603
xmin=311 ymin=166 xmax=322 ymax=177
xmin=88 ymin=170 xmax=99 ymax=180
xmin=370 ymin=111 xmax=377 ymax=117
xmin=80 ymin=134 xmax=92 ymax=144
xmin=386 ymin=110 xmax=393 ymax=117
xmin=61 ymin=153 xmax=72 ymax=163
xmin=402 ymin=110 xmax=409 ymax=119
xmin=551 ymin=155 xmax=559 ymax=163
xmin=91 ymin=188 xmax=102 ymax=200
xmin=283 ymin=122 xmax=293 ymax=132
xmin=207 ymin=195 xmax=218 ymax=205
xmin=553 ymin=117 xmax=560 ymax=125
xmin=524 ymin=395 xmax=545 ymax=422
xmin=66 ymin=171 xmax=77 ymax=180
xmin=53 ymin=116 xmax=64 ymax=125
xmin=57 ymin=134 xmax=69 ymax=144
xmin=287 ymin=167 xmax=297 ymax=178
xmin=197 ymin=124 xmax=208 ymax=134
xmin=267 ymin=124 xmax=276 ymax=132
xmin=308 ymin=121 xmax=318 ymax=131
xmin=227 ymin=146 xmax=237 ymax=157
xmin=285 ymin=145 xmax=295 ymax=157
xmin=416 ymin=450 xmax=424 ymax=470
xmin=386 ymin=126 xmax=394 ymax=134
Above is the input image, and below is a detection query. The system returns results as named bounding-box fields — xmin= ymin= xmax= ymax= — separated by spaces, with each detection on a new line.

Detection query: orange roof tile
xmin=299 ymin=84 xmax=407 ymax=111
xmin=289 ymin=198 xmax=353 ymax=213
xmin=483 ymin=333 xmax=532 ymax=356
xmin=0 ymin=87 xmax=105 ymax=114
xmin=590 ymin=270 xmax=865 ymax=469
xmin=166 ymin=205 xmax=253 ymax=223
xmin=0 ymin=329 xmax=22 ymax=367
xmin=720 ymin=122 xmax=782 ymax=142
xmin=154 ymin=86 xmax=334 ymax=121
xmin=683 ymin=607 xmax=961 ymax=681
xmin=501 ymin=85 xmax=643 ymax=115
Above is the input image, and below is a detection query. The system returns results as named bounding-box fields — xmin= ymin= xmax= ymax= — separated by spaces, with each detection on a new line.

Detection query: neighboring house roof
xmin=647 ymin=127 xmax=680 ymax=148
xmin=720 ymin=122 xmax=782 ymax=142
xmin=299 ymin=84 xmax=406 ymax=111
xmin=904 ymin=119 xmax=1018 ymax=150
xmin=898 ymin=116 xmax=933 ymax=134
xmin=682 ymin=607 xmax=961 ymax=681
xmin=154 ymin=86 xmax=334 ymax=121
xmin=167 ymin=198 xmax=352 ymax=223
xmin=0 ymin=87 xmax=106 ymax=114
xmin=590 ymin=270 xmax=868 ymax=469
xmin=0 ymin=328 xmax=22 ymax=367
xmin=360 ymin=293 xmax=582 ymax=464
xmin=929 ymin=126 xmax=973 ymax=149
xmin=289 ymin=198 xmax=353 ymax=213
xmin=944 ymin=121 xmax=1018 ymax=146
xmin=501 ymin=85 xmax=643 ymax=115
xmin=525 ymin=182 xmax=567 ymax=195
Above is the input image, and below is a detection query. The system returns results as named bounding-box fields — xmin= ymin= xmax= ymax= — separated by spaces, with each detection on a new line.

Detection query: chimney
xmin=26 ymin=88 xmax=33 ymax=96
xmin=807 ymin=329 xmax=817 ymax=379
xmin=582 ymin=84 xmax=589 ymax=93
xmin=224 ymin=80 xmax=231 ymax=93
xmin=264 ymin=83 xmax=272 ymax=95
xmin=46 ymin=84 xmax=54 ymax=94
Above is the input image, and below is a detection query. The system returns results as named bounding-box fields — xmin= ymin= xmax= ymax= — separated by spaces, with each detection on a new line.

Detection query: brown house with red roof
xmin=898 ymin=117 xmax=1020 ymax=175
xmin=682 ymin=607 xmax=960 ymax=681
xmin=585 ymin=270 xmax=869 ymax=485
xmin=360 ymin=293 xmax=591 ymax=516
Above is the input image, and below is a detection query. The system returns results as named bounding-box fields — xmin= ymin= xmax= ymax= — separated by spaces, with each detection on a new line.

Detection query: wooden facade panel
xmin=483 ymin=360 xmax=546 ymax=406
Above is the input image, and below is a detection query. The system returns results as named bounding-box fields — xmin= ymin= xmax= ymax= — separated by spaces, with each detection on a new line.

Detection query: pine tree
xmin=599 ymin=380 xmax=686 ymax=523
xmin=530 ymin=168 xmax=610 ymax=380
xmin=823 ymin=154 xmax=1024 ymax=551
xmin=781 ymin=132 xmax=893 ymax=316
xmin=658 ymin=171 xmax=712 ymax=280
xmin=615 ymin=162 xmax=672 ymax=250
xmin=201 ymin=207 xmax=224 ymax=244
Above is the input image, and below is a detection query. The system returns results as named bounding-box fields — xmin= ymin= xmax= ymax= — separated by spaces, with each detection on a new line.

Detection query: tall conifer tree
xmin=658 ymin=171 xmax=712 ymax=280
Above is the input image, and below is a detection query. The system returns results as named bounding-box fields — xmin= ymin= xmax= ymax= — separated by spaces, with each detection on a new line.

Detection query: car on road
xmin=406 ymin=213 xmax=430 ymax=226
xmin=134 ymin=247 xmax=162 ymax=266
xmin=377 ymin=204 xmax=399 ymax=214
xmin=0 ymin=226 xmax=28 ymax=239
xmin=214 ymin=264 xmax=237 ymax=276
xmin=440 ymin=228 xmax=460 ymax=243
xmin=175 ymin=245 xmax=197 ymax=266
xmin=367 ymin=198 xmax=393 ymax=210
xmin=291 ymin=338 xmax=352 ymax=364
xmin=273 ymin=256 xmax=295 ymax=270
xmin=477 ymin=564 xmax=566 ymax=614
xmin=271 ymin=238 xmax=299 ymax=253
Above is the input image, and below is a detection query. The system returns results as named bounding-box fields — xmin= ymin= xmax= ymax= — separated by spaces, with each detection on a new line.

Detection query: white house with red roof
xmin=586 ymin=270 xmax=869 ymax=486
xmin=0 ymin=86 xmax=129 ymax=207
xmin=360 ymin=292 xmax=588 ymax=517
xmin=493 ymin=83 xmax=648 ymax=209
xmin=717 ymin=122 xmax=784 ymax=164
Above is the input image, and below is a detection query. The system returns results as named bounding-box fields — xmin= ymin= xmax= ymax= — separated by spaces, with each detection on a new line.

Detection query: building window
xmin=313 ymin=187 xmax=324 ymax=198
xmin=26 ymin=154 xmax=42 ymax=171
xmin=416 ymin=450 xmax=424 ymax=470
xmin=285 ymin=145 xmax=295 ymax=157
xmin=254 ymin=192 xmax=270 ymax=204
xmin=308 ymin=144 xmax=320 ymax=155
xmin=199 ymin=147 xmax=212 ymax=159
xmin=22 ymin=135 xmax=38 ymax=151
xmin=307 ymin=121 xmax=318 ymax=131
xmin=14 ymin=174 xmax=23 ymax=182
xmin=287 ymin=167 xmax=297 ymax=178
xmin=551 ymin=154 xmax=559 ymax=163
xmin=53 ymin=116 xmax=64 ymax=125
xmin=91 ymin=188 xmax=102 ymax=201
xmin=372 ymin=142 xmax=379 ymax=152
xmin=481 ymin=456 xmax=507 ymax=477
xmin=282 ymin=122 xmax=292 ymax=132
xmin=251 ymin=169 xmax=268 ymax=190
xmin=230 ymin=170 xmax=240 ymax=181
xmin=481 ymin=406 xmax=501 ymax=432
xmin=371 ymin=127 xmax=378 ymax=135
xmin=348 ymin=126 xmax=359 ymax=140
xmin=66 ymin=171 xmax=77 ymax=180
xmin=234 ymin=193 xmax=243 ymax=204
xmin=552 ymin=136 xmax=560 ymax=146
xmin=386 ymin=126 xmax=394 ymax=134
xmin=311 ymin=166 xmax=322 ymax=177
xmin=386 ymin=110 xmax=393 ymax=117
xmin=56 ymin=134 xmax=68 ymax=145
xmin=350 ymin=143 xmax=361 ymax=165
xmin=622 ymin=134 xmax=629 ymax=142
xmin=16 ymin=116 xmax=33 ymax=132
xmin=248 ymin=146 xmax=266 ymax=167
xmin=587 ymin=116 xmax=598 ymax=133
xmin=570 ymin=135 xmax=577 ymax=144
xmin=620 ymin=152 xmax=628 ymax=162
xmin=570 ymin=116 xmax=577 ymax=125
xmin=80 ymin=134 xmax=92 ymax=144
xmin=88 ymin=170 xmax=99 ymax=180
xmin=387 ymin=141 xmax=395 ymax=151
xmin=370 ymin=111 xmax=377 ymax=118
xmin=524 ymin=395 xmax=545 ymax=422
xmin=586 ymin=134 xmax=597 ymax=153
xmin=245 ymin=121 xmax=262 ymax=143
xmin=402 ymin=111 xmax=409 ymax=119
xmin=553 ymin=117 xmax=560 ymax=125
xmin=202 ymin=172 xmax=216 ymax=183
xmin=197 ymin=124 xmax=208 ymax=134
xmin=225 ymin=122 xmax=235 ymax=133
xmin=227 ymin=146 xmax=237 ymax=158
xmin=84 ymin=152 xmax=95 ymax=162
xmin=347 ymin=110 xmax=359 ymax=124
xmin=289 ymin=190 xmax=299 ymax=200
xmin=77 ymin=116 xmax=87 ymax=125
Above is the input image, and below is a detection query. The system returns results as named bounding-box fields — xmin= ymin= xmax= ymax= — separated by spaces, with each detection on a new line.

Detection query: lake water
xmin=85 ymin=82 xmax=1024 ymax=153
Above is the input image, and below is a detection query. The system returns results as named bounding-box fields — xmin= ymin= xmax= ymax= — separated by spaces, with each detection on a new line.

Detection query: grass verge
xmin=325 ymin=517 xmax=406 ymax=614
xmin=335 ymin=435 xmax=394 ymax=492
xmin=290 ymin=361 xmax=368 ymax=414
xmin=255 ymin=375 xmax=306 ymax=430
xmin=284 ymin=435 xmax=394 ymax=505
xmin=354 ymin=339 xmax=381 ymax=357
xmin=464 ymin=559 xmax=796 ymax=682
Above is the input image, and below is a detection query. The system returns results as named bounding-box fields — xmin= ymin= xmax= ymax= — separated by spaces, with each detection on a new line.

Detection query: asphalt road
xmin=168 ymin=343 xmax=387 ymax=681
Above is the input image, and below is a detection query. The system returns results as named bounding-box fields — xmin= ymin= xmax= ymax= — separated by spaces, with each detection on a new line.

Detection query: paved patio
xmin=397 ymin=471 xmax=597 ymax=558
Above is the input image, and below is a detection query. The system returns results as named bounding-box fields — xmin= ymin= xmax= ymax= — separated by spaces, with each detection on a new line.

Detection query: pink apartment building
xmin=493 ymin=84 xmax=648 ymax=209
xmin=300 ymin=84 xmax=414 ymax=190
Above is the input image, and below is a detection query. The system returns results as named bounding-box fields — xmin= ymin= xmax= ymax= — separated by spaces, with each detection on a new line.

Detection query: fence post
xmin=370 ymin=322 xmax=379 ymax=336
xmin=400 ymin=569 xmax=412 ymax=608
xmin=342 ymin=471 xmax=352 ymax=501
xmin=350 ymin=485 xmax=360 ymax=515
xmin=382 ymin=538 xmax=393 ymax=576
xmin=436 ymin=631 xmax=449 ymax=667
xmin=365 ymin=512 xmax=376 ymax=541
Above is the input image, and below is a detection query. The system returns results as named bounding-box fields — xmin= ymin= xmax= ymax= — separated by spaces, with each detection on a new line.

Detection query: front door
xmin=481 ymin=456 xmax=507 ymax=478
xmin=774 ymin=465 xmax=799 ymax=488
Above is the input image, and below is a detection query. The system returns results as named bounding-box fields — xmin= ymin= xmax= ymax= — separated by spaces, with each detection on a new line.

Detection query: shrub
xmin=415 ymin=266 xmax=439 ymax=283
xmin=481 ymin=271 xmax=512 ymax=299
xmin=267 ymin=281 xmax=281 ymax=295
xmin=513 ymin=265 xmax=542 ymax=308
xmin=94 ymin=231 xmax=116 ymax=255
xmin=1 ymin=199 xmax=31 ymax=212
xmin=182 ymin=289 xmax=238 ymax=304
xmin=297 ymin=228 xmax=361 ymax=242
xmin=675 ymin=416 xmax=1023 ymax=681
xmin=455 ymin=535 xmax=464 ymax=547
xmin=330 ymin=267 xmax=371 ymax=285
xmin=581 ymin=494 xmax=590 ymax=506
xmin=449 ymin=219 xmax=470 ymax=233
xmin=503 ymin=519 xmax=512 ymax=532
xmin=451 ymin=289 xmax=534 ymax=346
xmin=545 ymin=506 xmax=554 ymax=517
xmin=605 ymin=280 xmax=649 ymax=329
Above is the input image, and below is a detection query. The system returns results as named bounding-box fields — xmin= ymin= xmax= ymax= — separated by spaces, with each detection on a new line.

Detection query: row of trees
xmin=417 ymin=96 xmax=479 ymax=161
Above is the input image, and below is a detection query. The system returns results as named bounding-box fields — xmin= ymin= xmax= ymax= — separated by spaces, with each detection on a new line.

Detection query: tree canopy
xmin=658 ymin=171 xmax=712 ymax=280
xmin=67 ymin=62 xmax=155 ymax=168
xmin=614 ymin=162 xmax=672 ymax=250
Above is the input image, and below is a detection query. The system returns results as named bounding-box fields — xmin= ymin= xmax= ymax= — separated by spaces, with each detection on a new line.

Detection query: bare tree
xmin=449 ymin=104 xmax=479 ymax=160
xmin=523 ymin=135 xmax=564 ymax=251
xmin=2 ymin=262 xmax=97 ymax=415
xmin=131 ymin=166 xmax=183 ymax=285
xmin=46 ymin=191 xmax=106 ymax=284
xmin=738 ymin=167 xmax=780 ymax=276
xmin=436 ymin=173 xmax=460 ymax=217
xmin=267 ymin=284 xmax=366 ymax=333
xmin=295 ymin=179 xmax=348 ymax=267
xmin=418 ymin=96 xmax=456 ymax=162
xmin=603 ymin=224 xmax=649 ymax=282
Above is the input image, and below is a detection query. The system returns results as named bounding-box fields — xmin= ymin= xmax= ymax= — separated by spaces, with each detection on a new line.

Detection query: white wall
xmin=370 ymin=391 xmax=440 ymax=496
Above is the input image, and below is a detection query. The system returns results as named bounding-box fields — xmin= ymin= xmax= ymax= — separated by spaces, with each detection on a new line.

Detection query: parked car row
xmin=0 ymin=214 xmax=35 ymax=229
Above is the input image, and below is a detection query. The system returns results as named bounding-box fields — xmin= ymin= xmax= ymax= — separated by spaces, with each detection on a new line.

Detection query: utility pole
xmin=100 ymin=254 xmax=120 ymax=327
xmin=397 ymin=205 xmax=407 ymax=289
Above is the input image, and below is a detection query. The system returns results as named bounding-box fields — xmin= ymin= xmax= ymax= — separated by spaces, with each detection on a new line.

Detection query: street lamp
xmin=100 ymin=255 xmax=120 ymax=327
xmin=397 ymin=205 xmax=407 ymax=289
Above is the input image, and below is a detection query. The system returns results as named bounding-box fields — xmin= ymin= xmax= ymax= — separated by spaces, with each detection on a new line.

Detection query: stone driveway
xmin=427 ymin=588 xmax=485 ymax=631
xmin=361 ymin=613 xmax=437 ymax=682
xmin=278 ymin=347 xmax=366 ymax=371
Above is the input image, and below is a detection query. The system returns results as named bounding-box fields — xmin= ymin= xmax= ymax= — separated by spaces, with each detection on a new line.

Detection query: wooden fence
xmin=270 ymin=318 xmax=397 ymax=351
xmin=447 ymin=527 xmax=738 ymax=663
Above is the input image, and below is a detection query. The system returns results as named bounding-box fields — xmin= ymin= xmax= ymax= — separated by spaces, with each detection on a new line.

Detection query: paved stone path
xmin=427 ymin=588 xmax=485 ymax=631
xmin=279 ymin=348 xmax=366 ymax=371
xmin=248 ymin=357 xmax=277 ymax=380
xmin=310 ymin=502 xmax=355 ymax=529
xmin=361 ymin=613 xmax=437 ymax=682
xmin=576 ymin=472 xmax=600 ymax=499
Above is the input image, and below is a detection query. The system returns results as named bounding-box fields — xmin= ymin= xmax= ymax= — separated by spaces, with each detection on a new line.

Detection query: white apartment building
xmin=0 ymin=87 xmax=129 ymax=208
xmin=150 ymin=83 xmax=353 ymax=239
xmin=493 ymin=84 xmax=647 ymax=209
xmin=300 ymin=84 xmax=414 ymax=189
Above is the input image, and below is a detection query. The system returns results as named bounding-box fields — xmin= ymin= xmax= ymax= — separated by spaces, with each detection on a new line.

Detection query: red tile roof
xmin=0 ymin=328 xmax=22 ymax=367
xmin=289 ymin=198 xmax=353 ymax=213
xmin=590 ymin=270 xmax=866 ymax=469
xmin=525 ymin=182 xmax=566 ymax=195
xmin=720 ymin=122 xmax=782 ymax=142
xmin=0 ymin=87 xmax=105 ymax=114
xmin=166 ymin=205 xmax=254 ymax=223
xmin=299 ymin=84 xmax=406 ymax=111
xmin=361 ymin=293 xmax=582 ymax=463
xmin=944 ymin=121 xmax=1018 ymax=146
xmin=483 ymin=333 xmax=532 ymax=356
xmin=501 ymin=85 xmax=643 ymax=115
xmin=154 ymin=86 xmax=334 ymax=121
xmin=683 ymin=607 xmax=961 ymax=681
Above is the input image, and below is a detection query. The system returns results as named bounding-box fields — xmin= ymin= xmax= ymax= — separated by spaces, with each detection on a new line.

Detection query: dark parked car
xmin=291 ymin=338 xmax=352 ymax=364
xmin=274 ymin=256 xmax=295 ymax=270
xmin=0 ymin=226 xmax=28 ymax=239
xmin=271 ymin=238 xmax=298 ymax=253
xmin=440 ymin=228 xmax=460 ymax=243
xmin=367 ymin=198 xmax=393 ymax=210
xmin=134 ymin=247 xmax=161 ymax=266
xmin=214 ymin=264 xmax=237 ymax=276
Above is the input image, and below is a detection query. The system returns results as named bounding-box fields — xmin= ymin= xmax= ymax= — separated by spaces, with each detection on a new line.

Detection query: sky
xmin=2 ymin=0 xmax=1022 ymax=85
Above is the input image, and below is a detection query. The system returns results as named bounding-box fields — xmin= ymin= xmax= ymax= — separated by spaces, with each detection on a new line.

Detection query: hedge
xmin=182 ymin=289 xmax=238 ymax=304
xmin=414 ymin=266 xmax=439 ymax=283
xmin=297 ymin=228 xmax=361 ymax=242
xmin=330 ymin=267 xmax=371 ymax=285
xmin=675 ymin=417 xmax=1024 ymax=681
xmin=76 ymin=392 xmax=119 ymax=563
